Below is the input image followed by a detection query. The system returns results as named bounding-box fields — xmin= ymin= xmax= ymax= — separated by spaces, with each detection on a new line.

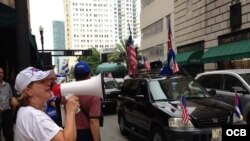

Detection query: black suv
xmin=117 ymin=74 xmax=244 ymax=141
xmin=102 ymin=77 xmax=121 ymax=113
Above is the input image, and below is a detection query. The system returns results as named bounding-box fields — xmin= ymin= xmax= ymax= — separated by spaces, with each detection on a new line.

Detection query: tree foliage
xmin=77 ymin=48 xmax=102 ymax=73
xmin=108 ymin=39 xmax=127 ymax=64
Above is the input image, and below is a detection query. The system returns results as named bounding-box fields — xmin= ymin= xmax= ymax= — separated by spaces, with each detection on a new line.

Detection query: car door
xmin=221 ymin=74 xmax=248 ymax=106
xmin=121 ymin=79 xmax=137 ymax=124
xmin=129 ymin=79 xmax=151 ymax=131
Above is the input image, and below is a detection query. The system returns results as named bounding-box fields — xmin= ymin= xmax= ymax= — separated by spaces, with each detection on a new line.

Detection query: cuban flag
xmin=234 ymin=92 xmax=243 ymax=120
xmin=181 ymin=96 xmax=189 ymax=124
xmin=167 ymin=48 xmax=179 ymax=74
xmin=160 ymin=22 xmax=179 ymax=75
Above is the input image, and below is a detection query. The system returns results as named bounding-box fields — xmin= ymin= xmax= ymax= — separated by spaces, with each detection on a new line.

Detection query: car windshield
xmin=239 ymin=73 xmax=250 ymax=86
xmin=104 ymin=79 xmax=119 ymax=89
xmin=149 ymin=77 xmax=210 ymax=101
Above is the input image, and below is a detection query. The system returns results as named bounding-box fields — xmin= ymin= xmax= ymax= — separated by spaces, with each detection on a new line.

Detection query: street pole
xmin=39 ymin=25 xmax=44 ymax=53
xmin=39 ymin=25 xmax=44 ymax=69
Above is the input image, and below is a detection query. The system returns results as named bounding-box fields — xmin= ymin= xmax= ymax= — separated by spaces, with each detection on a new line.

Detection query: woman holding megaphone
xmin=14 ymin=67 xmax=80 ymax=141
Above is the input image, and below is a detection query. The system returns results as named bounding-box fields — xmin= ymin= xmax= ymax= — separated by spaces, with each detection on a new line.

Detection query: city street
xmin=100 ymin=112 xmax=145 ymax=141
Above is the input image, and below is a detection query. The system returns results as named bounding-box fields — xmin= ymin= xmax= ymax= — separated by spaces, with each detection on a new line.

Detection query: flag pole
xmin=127 ymin=24 xmax=131 ymax=73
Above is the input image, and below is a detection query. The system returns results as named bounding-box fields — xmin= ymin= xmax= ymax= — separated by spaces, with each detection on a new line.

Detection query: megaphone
xmin=52 ymin=73 xmax=104 ymax=98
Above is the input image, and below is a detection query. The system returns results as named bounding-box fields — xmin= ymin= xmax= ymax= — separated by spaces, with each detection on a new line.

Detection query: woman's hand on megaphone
xmin=65 ymin=95 xmax=80 ymax=114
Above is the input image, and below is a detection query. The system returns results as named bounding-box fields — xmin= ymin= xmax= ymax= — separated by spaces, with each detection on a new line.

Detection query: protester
xmin=0 ymin=67 xmax=18 ymax=141
xmin=14 ymin=66 xmax=80 ymax=141
xmin=74 ymin=61 xmax=102 ymax=141
xmin=45 ymin=95 xmax=60 ymax=125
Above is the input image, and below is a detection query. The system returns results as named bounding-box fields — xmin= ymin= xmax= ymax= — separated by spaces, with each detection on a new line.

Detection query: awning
xmin=0 ymin=3 xmax=16 ymax=27
xmin=176 ymin=50 xmax=203 ymax=65
xmin=202 ymin=39 xmax=250 ymax=63
xmin=29 ymin=34 xmax=43 ymax=69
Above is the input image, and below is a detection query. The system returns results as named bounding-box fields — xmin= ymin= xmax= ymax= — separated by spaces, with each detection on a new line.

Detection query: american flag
xmin=126 ymin=29 xmax=137 ymax=75
xmin=61 ymin=62 xmax=69 ymax=75
xmin=234 ymin=91 xmax=243 ymax=120
xmin=143 ymin=56 xmax=151 ymax=72
xmin=167 ymin=23 xmax=179 ymax=74
xmin=181 ymin=96 xmax=189 ymax=124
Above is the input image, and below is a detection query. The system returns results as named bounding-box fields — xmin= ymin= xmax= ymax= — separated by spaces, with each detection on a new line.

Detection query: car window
xmin=105 ymin=79 xmax=118 ymax=89
xmin=149 ymin=81 xmax=167 ymax=100
xmin=197 ymin=74 xmax=222 ymax=89
xmin=122 ymin=79 xmax=140 ymax=99
xmin=137 ymin=80 xmax=148 ymax=96
xmin=150 ymin=78 xmax=209 ymax=101
xmin=239 ymin=73 xmax=250 ymax=86
xmin=223 ymin=74 xmax=244 ymax=91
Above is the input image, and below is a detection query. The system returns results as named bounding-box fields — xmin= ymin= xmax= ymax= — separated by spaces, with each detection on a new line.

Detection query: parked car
xmin=114 ymin=78 xmax=124 ymax=87
xmin=195 ymin=69 xmax=250 ymax=124
xmin=102 ymin=77 xmax=121 ymax=113
xmin=117 ymin=74 xmax=244 ymax=141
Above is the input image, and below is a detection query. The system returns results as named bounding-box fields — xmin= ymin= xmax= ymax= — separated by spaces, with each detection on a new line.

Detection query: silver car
xmin=195 ymin=69 xmax=250 ymax=124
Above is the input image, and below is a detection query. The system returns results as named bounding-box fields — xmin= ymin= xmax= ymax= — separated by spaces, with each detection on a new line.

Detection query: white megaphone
xmin=52 ymin=73 xmax=104 ymax=98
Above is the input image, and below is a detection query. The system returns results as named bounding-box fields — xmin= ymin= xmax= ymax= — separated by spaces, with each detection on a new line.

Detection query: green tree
xmin=108 ymin=39 xmax=127 ymax=64
xmin=77 ymin=48 xmax=102 ymax=73
xmin=108 ymin=39 xmax=141 ymax=66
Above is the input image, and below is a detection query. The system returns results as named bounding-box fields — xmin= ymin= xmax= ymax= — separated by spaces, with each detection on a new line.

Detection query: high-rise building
xmin=117 ymin=0 xmax=141 ymax=46
xmin=64 ymin=0 xmax=140 ymax=67
xmin=52 ymin=20 xmax=66 ymax=73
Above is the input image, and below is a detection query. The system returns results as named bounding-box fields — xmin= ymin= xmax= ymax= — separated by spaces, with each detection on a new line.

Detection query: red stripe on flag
xmin=181 ymin=96 xmax=189 ymax=124
xmin=234 ymin=92 xmax=243 ymax=119
xmin=127 ymin=44 xmax=137 ymax=75
xmin=172 ymin=62 xmax=179 ymax=74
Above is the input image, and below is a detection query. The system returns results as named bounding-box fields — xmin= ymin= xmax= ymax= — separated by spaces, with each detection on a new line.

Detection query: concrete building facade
xmin=140 ymin=0 xmax=174 ymax=62
xmin=174 ymin=0 xmax=250 ymax=71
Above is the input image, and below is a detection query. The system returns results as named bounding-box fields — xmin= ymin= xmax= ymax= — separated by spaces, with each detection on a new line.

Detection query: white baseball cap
xmin=15 ymin=67 xmax=55 ymax=94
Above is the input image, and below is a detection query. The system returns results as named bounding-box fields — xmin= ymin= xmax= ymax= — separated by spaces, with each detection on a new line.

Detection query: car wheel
xmin=119 ymin=115 xmax=129 ymax=135
xmin=152 ymin=126 xmax=166 ymax=141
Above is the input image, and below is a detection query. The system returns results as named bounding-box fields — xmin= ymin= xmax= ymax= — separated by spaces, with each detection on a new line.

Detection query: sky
xmin=29 ymin=0 xmax=64 ymax=50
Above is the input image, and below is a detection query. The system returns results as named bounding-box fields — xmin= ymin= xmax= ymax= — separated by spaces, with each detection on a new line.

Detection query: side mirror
xmin=118 ymin=82 xmax=123 ymax=89
xmin=208 ymin=89 xmax=216 ymax=96
xmin=231 ymin=86 xmax=248 ymax=94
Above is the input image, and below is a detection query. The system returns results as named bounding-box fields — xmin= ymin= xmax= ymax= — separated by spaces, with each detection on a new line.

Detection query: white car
xmin=195 ymin=69 xmax=250 ymax=124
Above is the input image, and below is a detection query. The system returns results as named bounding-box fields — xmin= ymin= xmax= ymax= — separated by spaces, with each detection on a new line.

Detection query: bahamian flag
xmin=61 ymin=62 xmax=69 ymax=75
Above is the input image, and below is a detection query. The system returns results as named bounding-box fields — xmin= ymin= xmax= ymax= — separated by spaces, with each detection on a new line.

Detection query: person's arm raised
xmin=52 ymin=95 xmax=79 ymax=141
